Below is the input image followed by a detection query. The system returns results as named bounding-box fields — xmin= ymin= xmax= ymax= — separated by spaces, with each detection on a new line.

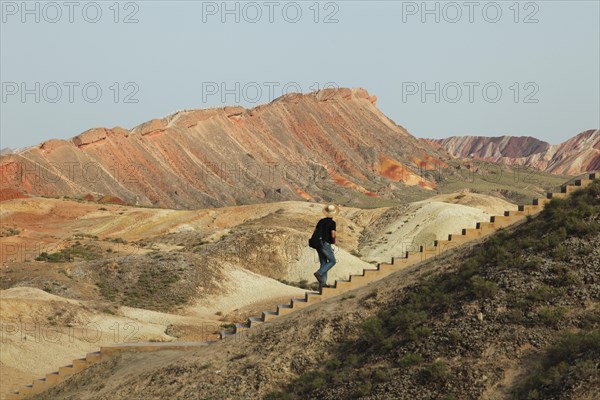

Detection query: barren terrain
xmin=0 ymin=188 xmax=521 ymax=396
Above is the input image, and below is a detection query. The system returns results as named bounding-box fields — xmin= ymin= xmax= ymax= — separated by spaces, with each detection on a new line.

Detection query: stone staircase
xmin=4 ymin=173 xmax=596 ymax=400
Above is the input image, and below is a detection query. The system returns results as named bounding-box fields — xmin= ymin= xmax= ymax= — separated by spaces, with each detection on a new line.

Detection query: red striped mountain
xmin=0 ymin=88 xmax=450 ymax=209
xmin=426 ymin=129 xmax=599 ymax=175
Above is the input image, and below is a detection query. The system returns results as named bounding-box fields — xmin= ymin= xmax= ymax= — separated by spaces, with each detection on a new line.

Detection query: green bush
xmin=551 ymin=265 xmax=579 ymax=287
xmin=399 ymin=353 xmax=423 ymax=368
xmin=372 ymin=368 xmax=390 ymax=382
xmin=406 ymin=326 xmax=432 ymax=342
xmin=354 ymin=382 xmax=372 ymax=397
xmin=470 ymin=275 xmax=498 ymax=299
xmin=537 ymin=306 xmax=567 ymax=326
xmin=552 ymin=244 xmax=570 ymax=261
xmin=422 ymin=360 xmax=449 ymax=381
xmin=512 ymin=331 xmax=600 ymax=399
xmin=296 ymin=371 xmax=327 ymax=391
xmin=447 ymin=330 xmax=462 ymax=345
xmin=504 ymin=309 xmax=525 ymax=324
xmin=388 ymin=304 xmax=427 ymax=325
xmin=522 ymin=256 xmax=543 ymax=271
xmin=361 ymin=316 xmax=385 ymax=346
xmin=527 ymin=285 xmax=561 ymax=303
xmin=0 ymin=227 xmax=20 ymax=237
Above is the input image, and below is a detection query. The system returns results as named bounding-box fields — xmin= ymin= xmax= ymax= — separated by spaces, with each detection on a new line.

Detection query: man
xmin=313 ymin=204 xmax=338 ymax=288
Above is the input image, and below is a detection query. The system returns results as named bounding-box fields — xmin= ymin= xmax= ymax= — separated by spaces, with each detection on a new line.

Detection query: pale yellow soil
xmin=0 ymin=192 xmax=516 ymax=396
xmin=0 ymin=287 xmax=217 ymax=395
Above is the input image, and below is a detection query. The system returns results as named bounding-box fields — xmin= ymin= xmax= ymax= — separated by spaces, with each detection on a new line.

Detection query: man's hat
xmin=322 ymin=203 xmax=339 ymax=216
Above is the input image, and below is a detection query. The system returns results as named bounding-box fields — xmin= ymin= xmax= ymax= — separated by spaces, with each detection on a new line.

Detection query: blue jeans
xmin=316 ymin=242 xmax=336 ymax=284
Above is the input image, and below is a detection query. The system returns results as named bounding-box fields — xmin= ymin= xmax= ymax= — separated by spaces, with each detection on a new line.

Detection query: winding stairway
xmin=4 ymin=173 xmax=597 ymax=400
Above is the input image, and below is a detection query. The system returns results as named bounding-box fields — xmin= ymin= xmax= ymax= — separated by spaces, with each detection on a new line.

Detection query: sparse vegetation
xmin=90 ymin=252 xmax=220 ymax=312
xmin=264 ymin=179 xmax=600 ymax=399
xmin=106 ymin=237 xmax=128 ymax=244
xmin=73 ymin=233 xmax=99 ymax=240
xmin=511 ymin=330 xmax=600 ymax=399
xmin=349 ymin=249 xmax=362 ymax=257
xmin=399 ymin=353 xmax=423 ymax=368
xmin=277 ymin=278 xmax=319 ymax=291
xmin=35 ymin=242 xmax=103 ymax=262
xmin=421 ymin=360 xmax=449 ymax=381
xmin=536 ymin=306 xmax=568 ymax=327
xmin=0 ymin=226 xmax=20 ymax=237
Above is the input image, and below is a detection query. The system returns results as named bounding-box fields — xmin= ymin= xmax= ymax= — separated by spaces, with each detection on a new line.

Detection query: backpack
xmin=308 ymin=220 xmax=325 ymax=249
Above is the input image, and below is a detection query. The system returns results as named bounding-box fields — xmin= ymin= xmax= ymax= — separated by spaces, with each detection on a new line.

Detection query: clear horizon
xmin=1 ymin=1 xmax=599 ymax=149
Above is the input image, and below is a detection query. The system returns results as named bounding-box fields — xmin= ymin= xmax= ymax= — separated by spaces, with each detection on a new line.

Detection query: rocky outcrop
xmin=427 ymin=129 xmax=599 ymax=175
xmin=0 ymin=88 xmax=450 ymax=209
xmin=72 ymin=128 xmax=108 ymax=148
xmin=426 ymin=135 xmax=550 ymax=159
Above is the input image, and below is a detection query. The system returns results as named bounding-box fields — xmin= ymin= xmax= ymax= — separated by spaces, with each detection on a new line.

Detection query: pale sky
xmin=1 ymin=0 xmax=599 ymax=149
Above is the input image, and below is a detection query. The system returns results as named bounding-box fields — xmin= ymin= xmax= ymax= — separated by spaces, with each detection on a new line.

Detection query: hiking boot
xmin=313 ymin=271 xmax=323 ymax=284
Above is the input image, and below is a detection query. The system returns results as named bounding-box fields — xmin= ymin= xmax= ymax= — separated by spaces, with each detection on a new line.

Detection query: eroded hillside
xmin=428 ymin=129 xmax=600 ymax=176
xmin=1 ymin=188 xmax=527 ymax=397
xmin=25 ymin=179 xmax=599 ymax=400
xmin=1 ymin=88 xmax=454 ymax=209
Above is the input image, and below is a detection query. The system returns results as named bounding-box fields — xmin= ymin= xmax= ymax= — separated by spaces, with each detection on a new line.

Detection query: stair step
xmin=219 ymin=330 xmax=235 ymax=339
xmin=476 ymin=221 xmax=495 ymax=232
xmin=72 ymin=358 xmax=87 ymax=372
xmin=407 ymin=251 xmax=429 ymax=263
xmin=276 ymin=304 xmax=293 ymax=316
xmin=31 ymin=378 xmax=46 ymax=394
xmin=547 ymin=192 xmax=568 ymax=199
xmin=351 ymin=268 xmax=383 ymax=283
xmin=589 ymin=172 xmax=596 ymax=180
xmin=575 ymin=178 xmax=592 ymax=187
xmin=421 ymin=245 xmax=437 ymax=254
xmin=233 ymin=323 xmax=251 ymax=334
xmin=248 ymin=316 xmax=264 ymax=325
xmin=489 ymin=214 xmax=522 ymax=228
xmin=435 ymin=239 xmax=466 ymax=252
xmin=45 ymin=371 xmax=60 ymax=385
xmin=86 ymin=351 xmax=102 ymax=364
xmin=518 ymin=204 xmax=542 ymax=215
xmin=448 ymin=233 xmax=470 ymax=244
xmin=561 ymin=184 xmax=579 ymax=194
xmin=261 ymin=310 xmax=278 ymax=322
xmin=19 ymin=386 xmax=33 ymax=395
xmin=305 ymin=291 xmax=324 ymax=302
xmin=291 ymin=298 xmax=309 ymax=309
xmin=504 ymin=210 xmax=525 ymax=217
xmin=348 ymin=275 xmax=366 ymax=284
xmin=334 ymin=280 xmax=352 ymax=289
xmin=533 ymin=197 xmax=550 ymax=206
xmin=58 ymin=365 xmax=75 ymax=377
xmin=391 ymin=255 xmax=409 ymax=264
xmin=462 ymin=228 xmax=485 ymax=237
xmin=377 ymin=262 xmax=394 ymax=273
xmin=320 ymin=286 xmax=340 ymax=297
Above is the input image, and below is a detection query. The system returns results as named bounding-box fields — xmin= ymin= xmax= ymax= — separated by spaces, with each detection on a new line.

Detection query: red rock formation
xmin=98 ymin=195 xmax=127 ymax=205
xmin=72 ymin=128 xmax=108 ymax=148
xmin=1 ymin=88 xmax=450 ymax=209
xmin=427 ymin=130 xmax=599 ymax=175
xmin=0 ymin=188 xmax=29 ymax=202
